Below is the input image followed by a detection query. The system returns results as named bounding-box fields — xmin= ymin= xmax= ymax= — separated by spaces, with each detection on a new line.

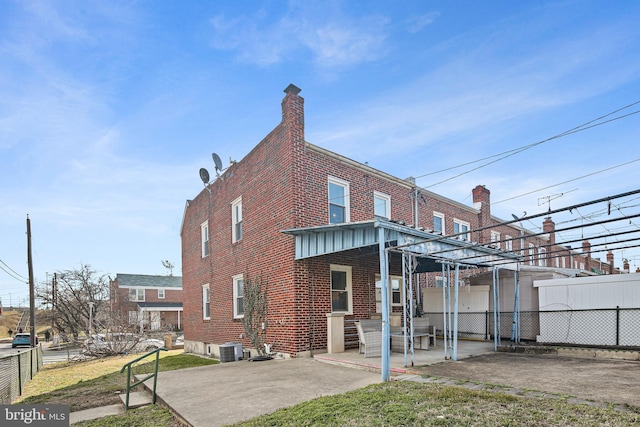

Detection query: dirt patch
xmin=413 ymin=352 xmax=640 ymax=409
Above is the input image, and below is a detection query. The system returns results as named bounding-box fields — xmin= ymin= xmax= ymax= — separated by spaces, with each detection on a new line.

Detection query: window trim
xmin=233 ymin=274 xmax=244 ymax=319
xmin=201 ymin=221 xmax=209 ymax=258
xmin=129 ymin=288 xmax=145 ymax=302
xmin=453 ymin=218 xmax=470 ymax=241
xmin=231 ymin=197 xmax=242 ymax=243
xmin=505 ymin=235 xmax=513 ymax=251
xmin=158 ymin=289 xmax=165 ymax=299
xmin=202 ymin=284 xmax=210 ymax=320
xmin=330 ymin=264 xmax=353 ymax=315
xmin=433 ymin=212 xmax=445 ymax=235
xmin=490 ymin=231 xmax=500 ymax=249
xmin=373 ymin=191 xmax=391 ymax=219
xmin=529 ymin=243 xmax=536 ymax=265
xmin=538 ymin=247 xmax=547 ymax=267
xmin=375 ymin=274 xmax=403 ymax=308
xmin=328 ymin=176 xmax=350 ymax=224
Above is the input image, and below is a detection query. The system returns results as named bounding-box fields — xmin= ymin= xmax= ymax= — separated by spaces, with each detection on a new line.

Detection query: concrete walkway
xmin=69 ymin=340 xmax=494 ymax=426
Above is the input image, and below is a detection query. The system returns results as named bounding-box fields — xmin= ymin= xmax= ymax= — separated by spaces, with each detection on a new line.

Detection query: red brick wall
xmin=181 ymin=85 xmax=602 ymax=356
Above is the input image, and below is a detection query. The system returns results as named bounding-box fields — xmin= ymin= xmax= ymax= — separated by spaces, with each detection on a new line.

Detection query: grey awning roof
xmin=282 ymin=219 xmax=519 ymax=271
xmin=137 ymin=302 xmax=183 ymax=309
xmin=116 ymin=274 xmax=182 ymax=289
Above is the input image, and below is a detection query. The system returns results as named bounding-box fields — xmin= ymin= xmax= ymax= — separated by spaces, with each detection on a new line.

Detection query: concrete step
xmin=119 ymin=391 xmax=153 ymax=409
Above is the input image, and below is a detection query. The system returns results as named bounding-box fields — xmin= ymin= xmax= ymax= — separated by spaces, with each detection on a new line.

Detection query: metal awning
xmin=282 ymin=219 xmax=519 ymax=271
xmin=282 ymin=219 xmax=522 ymax=382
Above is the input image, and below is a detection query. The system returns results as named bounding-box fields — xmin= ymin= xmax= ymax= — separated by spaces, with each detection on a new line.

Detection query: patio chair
xmin=355 ymin=321 xmax=382 ymax=358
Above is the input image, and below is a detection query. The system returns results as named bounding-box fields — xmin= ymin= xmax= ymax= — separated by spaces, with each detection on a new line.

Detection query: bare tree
xmin=36 ymin=264 xmax=109 ymax=340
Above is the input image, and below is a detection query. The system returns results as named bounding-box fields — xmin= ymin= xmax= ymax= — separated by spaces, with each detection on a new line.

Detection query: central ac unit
xmin=219 ymin=344 xmax=235 ymax=363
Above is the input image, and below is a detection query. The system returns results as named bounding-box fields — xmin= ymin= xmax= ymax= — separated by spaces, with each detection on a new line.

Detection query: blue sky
xmin=2 ymin=0 xmax=640 ymax=306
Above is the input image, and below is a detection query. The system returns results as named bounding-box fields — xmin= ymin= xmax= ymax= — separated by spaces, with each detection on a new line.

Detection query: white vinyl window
xmin=328 ymin=177 xmax=350 ymax=224
xmin=233 ymin=274 xmax=244 ymax=319
xmin=490 ymin=231 xmax=500 ymax=249
xmin=373 ymin=191 xmax=391 ymax=219
xmin=158 ymin=289 xmax=165 ymax=299
xmin=202 ymin=284 xmax=210 ymax=320
xmin=453 ymin=219 xmax=470 ymax=241
xmin=201 ymin=221 xmax=209 ymax=257
xmin=433 ymin=212 xmax=445 ymax=234
xmin=330 ymin=265 xmax=352 ymax=314
xmin=231 ymin=197 xmax=242 ymax=243
xmin=505 ymin=235 xmax=513 ymax=251
xmin=529 ymin=244 xmax=535 ymax=265
xmin=129 ymin=288 xmax=145 ymax=302
xmin=375 ymin=274 xmax=403 ymax=308
xmin=539 ymin=248 xmax=547 ymax=267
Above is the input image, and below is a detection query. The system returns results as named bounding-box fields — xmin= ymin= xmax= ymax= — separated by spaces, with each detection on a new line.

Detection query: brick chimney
xmin=623 ymin=259 xmax=630 ymax=273
xmin=542 ymin=217 xmax=555 ymax=245
xmin=282 ymin=84 xmax=304 ymax=140
xmin=472 ymin=185 xmax=490 ymax=244
xmin=606 ymin=251 xmax=614 ymax=275
xmin=582 ymin=240 xmax=591 ymax=272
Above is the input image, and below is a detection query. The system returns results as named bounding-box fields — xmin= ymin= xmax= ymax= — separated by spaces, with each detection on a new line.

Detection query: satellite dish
xmin=212 ymin=153 xmax=223 ymax=172
xmin=199 ymin=168 xmax=210 ymax=184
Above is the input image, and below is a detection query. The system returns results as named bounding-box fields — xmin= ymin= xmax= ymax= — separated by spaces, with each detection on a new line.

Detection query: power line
xmin=414 ymin=100 xmax=640 ymax=180
xmin=493 ymin=158 xmax=640 ymax=204
xmin=0 ymin=260 xmax=27 ymax=283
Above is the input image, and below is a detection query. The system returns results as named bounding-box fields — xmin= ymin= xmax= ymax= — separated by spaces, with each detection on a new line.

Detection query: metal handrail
xmin=119 ymin=347 xmax=167 ymax=410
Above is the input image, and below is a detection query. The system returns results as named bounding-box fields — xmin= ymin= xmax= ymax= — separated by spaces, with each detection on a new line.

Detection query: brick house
xmin=180 ymin=84 xmax=617 ymax=358
xmin=110 ymin=274 xmax=183 ymax=332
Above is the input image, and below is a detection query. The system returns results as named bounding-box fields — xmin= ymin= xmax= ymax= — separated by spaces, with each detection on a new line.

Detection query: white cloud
xmin=406 ymin=12 xmax=439 ymax=33
xmin=209 ymin=7 xmax=389 ymax=68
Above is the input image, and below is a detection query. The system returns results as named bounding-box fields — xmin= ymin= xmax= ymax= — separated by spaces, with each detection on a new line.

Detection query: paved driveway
xmin=152 ymin=358 xmax=380 ymax=427
xmin=414 ymin=352 xmax=640 ymax=408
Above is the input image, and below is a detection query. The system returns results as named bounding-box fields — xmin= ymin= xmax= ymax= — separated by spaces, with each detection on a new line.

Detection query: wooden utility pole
xmin=27 ymin=215 xmax=36 ymax=347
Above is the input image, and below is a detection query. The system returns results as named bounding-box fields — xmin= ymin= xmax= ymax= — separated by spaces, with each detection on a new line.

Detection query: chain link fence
xmin=0 ymin=346 xmax=44 ymax=404
xmin=424 ymin=307 xmax=640 ymax=348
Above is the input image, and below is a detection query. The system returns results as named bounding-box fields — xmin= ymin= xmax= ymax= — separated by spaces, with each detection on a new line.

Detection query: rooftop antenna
xmin=161 ymin=260 xmax=174 ymax=276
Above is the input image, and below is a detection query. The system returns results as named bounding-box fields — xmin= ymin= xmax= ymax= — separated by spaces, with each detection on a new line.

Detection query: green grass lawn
xmin=17 ymin=350 xmax=216 ymax=426
xmin=15 ymin=353 xmax=640 ymax=427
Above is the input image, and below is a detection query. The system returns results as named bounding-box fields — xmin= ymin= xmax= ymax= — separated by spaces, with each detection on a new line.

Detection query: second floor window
xmin=158 ymin=289 xmax=165 ymax=299
xmin=433 ymin=212 xmax=444 ymax=234
xmin=328 ymin=177 xmax=350 ymax=224
xmin=491 ymin=231 xmax=500 ymax=248
xmin=505 ymin=235 xmax=513 ymax=251
xmin=201 ymin=221 xmax=209 ymax=257
xmin=453 ymin=219 xmax=470 ymax=241
xmin=129 ymin=288 xmax=145 ymax=302
xmin=232 ymin=197 xmax=242 ymax=242
xmin=373 ymin=191 xmax=391 ymax=219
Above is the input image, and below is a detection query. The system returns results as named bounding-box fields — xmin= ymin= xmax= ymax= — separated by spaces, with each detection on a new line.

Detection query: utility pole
xmin=52 ymin=273 xmax=57 ymax=330
xmin=27 ymin=215 xmax=36 ymax=347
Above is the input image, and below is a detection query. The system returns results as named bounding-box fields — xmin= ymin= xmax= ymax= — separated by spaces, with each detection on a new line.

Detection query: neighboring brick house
xmin=110 ymin=274 xmax=183 ymax=332
xmin=180 ymin=84 xmax=618 ymax=358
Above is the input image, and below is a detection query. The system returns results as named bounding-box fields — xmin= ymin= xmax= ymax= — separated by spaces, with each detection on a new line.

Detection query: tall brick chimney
xmin=606 ymin=251 xmax=614 ymax=274
xmin=623 ymin=258 xmax=630 ymax=273
xmin=472 ymin=185 xmax=490 ymax=244
xmin=542 ymin=217 xmax=555 ymax=245
xmin=282 ymin=84 xmax=304 ymax=141
xmin=582 ymin=240 xmax=591 ymax=272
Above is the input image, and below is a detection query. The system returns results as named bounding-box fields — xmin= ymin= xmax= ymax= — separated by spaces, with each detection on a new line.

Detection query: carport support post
xmin=378 ymin=226 xmax=391 ymax=382
xmin=453 ymin=263 xmax=460 ymax=361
